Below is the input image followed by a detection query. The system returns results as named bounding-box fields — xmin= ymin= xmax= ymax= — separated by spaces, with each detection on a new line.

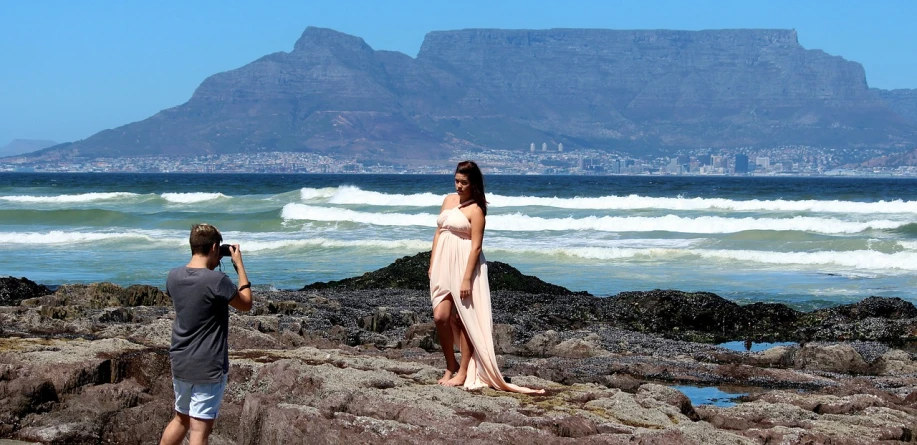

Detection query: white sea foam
xmin=292 ymin=186 xmax=917 ymax=214
xmin=281 ymin=204 xmax=434 ymax=227
xmin=241 ymin=237 xmax=430 ymax=252
xmin=299 ymin=187 xmax=339 ymax=201
xmin=694 ymin=249 xmax=917 ymax=271
xmin=489 ymin=214 xmax=903 ymax=234
xmin=0 ymin=192 xmax=140 ymax=203
xmin=0 ymin=230 xmax=159 ymax=245
xmin=5 ymin=226 xmax=916 ymax=273
xmin=280 ymin=204 xmax=905 ymax=234
xmin=160 ymin=192 xmax=229 ymax=203
xmin=488 ymin=237 xmax=702 ymax=251
xmin=324 ymin=185 xmax=443 ymax=206
xmin=0 ymin=227 xmax=429 ymax=253
xmin=504 ymin=246 xmax=917 ymax=271
xmin=487 ymin=194 xmax=917 ymax=214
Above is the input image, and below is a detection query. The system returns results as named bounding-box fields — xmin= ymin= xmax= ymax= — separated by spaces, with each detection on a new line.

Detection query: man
xmin=159 ymin=223 xmax=252 ymax=445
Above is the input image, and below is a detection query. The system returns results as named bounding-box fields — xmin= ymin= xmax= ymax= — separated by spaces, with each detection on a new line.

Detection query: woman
xmin=428 ymin=161 xmax=543 ymax=394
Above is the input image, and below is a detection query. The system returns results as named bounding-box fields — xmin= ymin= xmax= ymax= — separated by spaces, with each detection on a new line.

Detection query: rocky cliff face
xmin=415 ymin=28 xmax=912 ymax=151
xmin=873 ymin=88 xmax=917 ymax=124
xmin=32 ymin=27 xmax=917 ymax=162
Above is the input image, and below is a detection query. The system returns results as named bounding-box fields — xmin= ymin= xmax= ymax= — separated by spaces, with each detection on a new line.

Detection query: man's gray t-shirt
xmin=166 ymin=266 xmax=237 ymax=383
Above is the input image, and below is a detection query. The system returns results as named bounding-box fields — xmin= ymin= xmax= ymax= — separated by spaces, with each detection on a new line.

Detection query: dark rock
xmin=302 ymin=251 xmax=584 ymax=295
xmin=86 ymin=282 xmax=125 ymax=308
xmin=0 ymin=377 xmax=58 ymax=420
xmin=267 ymin=300 xmax=300 ymax=315
xmin=403 ymin=322 xmax=437 ymax=351
xmin=297 ymin=276 xmax=917 ymax=347
xmin=522 ymin=330 xmax=561 ymax=357
xmin=37 ymin=282 xmax=170 ymax=310
xmin=814 ymin=296 xmax=917 ymax=320
xmin=601 ymin=289 xmax=753 ymax=343
xmin=795 ymin=296 xmax=917 ymax=342
xmin=492 ymin=324 xmax=517 ymax=354
xmin=98 ymin=307 xmax=134 ymax=323
xmin=742 ymin=302 xmax=801 ymax=339
xmin=358 ymin=307 xmax=396 ymax=333
xmin=40 ymin=305 xmax=84 ymax=320
xmin=121 ymin=284 xmax=171 ymax=307
xmin=0 ymin=277 xmax=52 ymax=306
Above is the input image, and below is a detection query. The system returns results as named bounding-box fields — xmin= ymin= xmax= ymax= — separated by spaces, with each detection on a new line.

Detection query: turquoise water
xmin=717 ymin=341 xmax=798 ymax=352
xmin=3 ymin=173 xmax=917 ymax=310
xmin=672 ymin=385 xmax=749 ymax=407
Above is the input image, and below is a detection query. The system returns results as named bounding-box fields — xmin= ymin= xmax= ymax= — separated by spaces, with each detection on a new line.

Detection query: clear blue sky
xmin=1 ymin=0 xmax=915 ymax=147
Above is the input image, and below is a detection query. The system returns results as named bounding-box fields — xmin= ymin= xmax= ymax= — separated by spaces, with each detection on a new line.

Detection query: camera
xmin=219 ymin=244 xmax=233 ymax=257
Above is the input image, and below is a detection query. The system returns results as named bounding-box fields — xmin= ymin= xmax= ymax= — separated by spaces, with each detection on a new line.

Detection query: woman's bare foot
xmin=442 ymin=372 xmax=466 ymax=387
xmin=437 ymin=369 xmax=456 ymax=385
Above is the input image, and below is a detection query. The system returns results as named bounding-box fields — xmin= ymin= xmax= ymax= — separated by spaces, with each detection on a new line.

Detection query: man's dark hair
xmin=189 ymin=223 xmax=222 ymax=256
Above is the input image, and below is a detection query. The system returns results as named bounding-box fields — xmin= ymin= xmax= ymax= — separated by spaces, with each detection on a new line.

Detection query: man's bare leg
xmin=188 ymin=416 xmax=215 ymax=445
xmin=159 ymin=412 xmax=190 ymax=445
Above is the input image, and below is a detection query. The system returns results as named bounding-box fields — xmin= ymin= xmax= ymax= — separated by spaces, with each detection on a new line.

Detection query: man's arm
xmin=226 ymin=244 xmax=252 ymax=312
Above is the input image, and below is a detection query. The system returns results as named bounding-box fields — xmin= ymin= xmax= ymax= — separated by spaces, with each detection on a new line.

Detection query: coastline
xmin=2 ymin=255 xmax=917 ymax=443
xmin=4 ymin=173 xmax=917 ymax=307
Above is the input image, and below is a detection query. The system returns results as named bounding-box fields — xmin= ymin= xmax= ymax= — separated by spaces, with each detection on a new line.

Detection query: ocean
xmin=2 ymin=172 xmax=916 ymax=312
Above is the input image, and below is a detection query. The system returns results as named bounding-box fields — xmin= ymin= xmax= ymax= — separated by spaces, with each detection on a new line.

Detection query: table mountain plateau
xmin=27 ymin=27 xmax=917 ymax=163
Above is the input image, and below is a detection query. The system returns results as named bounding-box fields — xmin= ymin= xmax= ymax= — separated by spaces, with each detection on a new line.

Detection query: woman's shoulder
xmin=442 ymin=193 xmax=459 ymax=206
xmin=467 ymin=202 xmax=485 ymax=216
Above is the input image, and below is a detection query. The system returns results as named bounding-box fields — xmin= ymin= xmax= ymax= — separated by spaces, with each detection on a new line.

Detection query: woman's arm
xmin=460 ymin=205 xmax=485 ymax=299
xmin=429 ymin=195 xmax=452 ymax=278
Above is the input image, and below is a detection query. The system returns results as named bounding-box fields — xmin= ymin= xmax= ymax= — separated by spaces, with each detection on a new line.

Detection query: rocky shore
xmin=2 ymin=252 xmax=917 ymax=444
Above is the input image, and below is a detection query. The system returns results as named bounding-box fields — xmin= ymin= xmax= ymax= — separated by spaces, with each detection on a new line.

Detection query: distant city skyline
xmin=2 ymin=0 xmax=915 ymax=147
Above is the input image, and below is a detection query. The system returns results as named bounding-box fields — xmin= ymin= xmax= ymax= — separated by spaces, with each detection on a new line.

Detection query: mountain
xmin=29 ymin=27 xmax=917 ymax=162
xmin=872 ymin=88 xmax=917 ymax=125
xmin=1 ymin=139 xmax=57 ymax=157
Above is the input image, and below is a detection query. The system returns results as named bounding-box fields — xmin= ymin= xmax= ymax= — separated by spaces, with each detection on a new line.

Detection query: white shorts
xmin=172 ymin=373 xmax=228 ymax=420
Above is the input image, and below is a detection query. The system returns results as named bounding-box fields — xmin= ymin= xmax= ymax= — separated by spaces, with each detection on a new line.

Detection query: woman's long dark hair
xmin=456 ymin=160 xmax=487 ymax=216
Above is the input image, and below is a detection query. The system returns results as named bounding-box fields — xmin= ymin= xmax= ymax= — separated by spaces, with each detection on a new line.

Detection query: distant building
xmin=558 ymin=143 xmax=564 ymax=152
xmin=735 ymin=154 xmax=749 ymax=174
xmin=612 ymin=159 xmax=622 ymax=174
xmin=712 ymin=155 xmax=724 ymax=168
xmin=530 ymin=143 xmax=535 ymax=152
xmin=667 ymin=158 xmax=681 ymax=174
xmin=542 ymin=142 xmax=547 ymax=152
xmin=697 ymin=154 xmax=712 ymax=166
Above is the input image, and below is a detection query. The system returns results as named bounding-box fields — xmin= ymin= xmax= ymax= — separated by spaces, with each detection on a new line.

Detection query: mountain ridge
xmin=23 ymin=27 xmax=917 ymax=164
xmin=1 ymin=139 xmax=57 ymax=157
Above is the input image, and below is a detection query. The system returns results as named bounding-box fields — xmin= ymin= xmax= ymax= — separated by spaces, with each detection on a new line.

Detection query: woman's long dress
xmin=429 ymin=200 xmax=542 ymax=394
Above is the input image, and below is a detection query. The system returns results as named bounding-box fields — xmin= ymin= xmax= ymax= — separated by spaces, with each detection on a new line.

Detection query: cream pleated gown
xmin=430 ymin=199 xmax=542 ymax=394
